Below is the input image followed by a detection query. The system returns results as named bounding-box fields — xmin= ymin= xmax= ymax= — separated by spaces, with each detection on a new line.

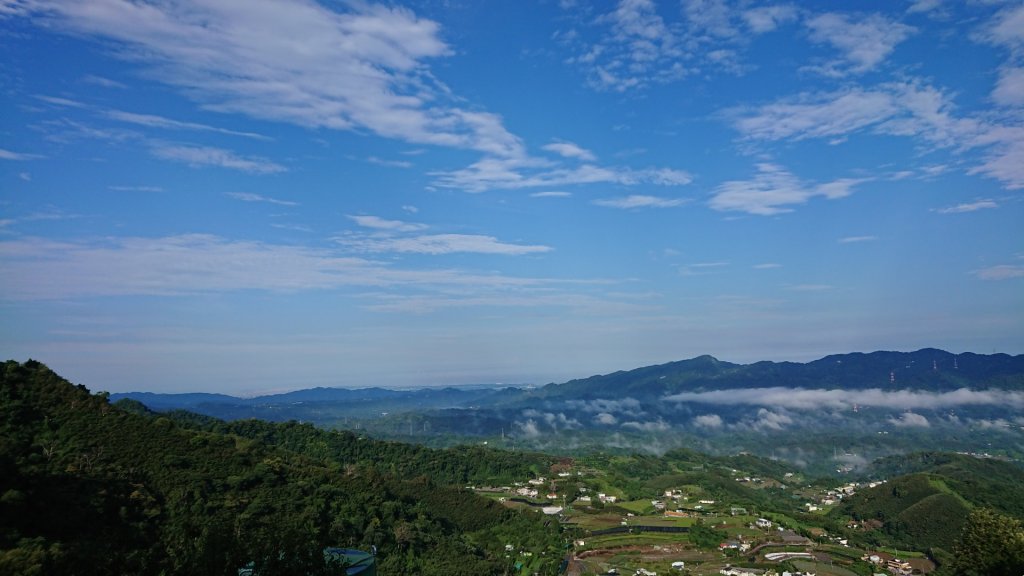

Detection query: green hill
xmin=838 ymin=454 xmax=1024 ymax=554
xmin=0 ymin=360 xmax=562 ymax=575
xmin=863 ymin=452 xmax=1024 ymax=517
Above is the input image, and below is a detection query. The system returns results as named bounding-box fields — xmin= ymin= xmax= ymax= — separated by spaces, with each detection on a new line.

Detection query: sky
xmin=1 ymin=0 xmax=1022 ymax=394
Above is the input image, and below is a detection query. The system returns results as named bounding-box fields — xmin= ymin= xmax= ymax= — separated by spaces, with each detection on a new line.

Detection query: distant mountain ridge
xmin=115 ymin=348 xmax=1024 ymax=406
xmin=109 ymin=348 xmax=1024 ymax=473
xmin=528 ymin=348 xmax=1024 ymax=401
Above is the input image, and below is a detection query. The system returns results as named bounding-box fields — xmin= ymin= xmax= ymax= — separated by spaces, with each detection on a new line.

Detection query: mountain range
xmin=113 ymin=349 xmax=1024 ymax=474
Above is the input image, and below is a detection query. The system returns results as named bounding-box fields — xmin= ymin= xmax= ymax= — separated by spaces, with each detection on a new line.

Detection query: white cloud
xmin=365 ymin=156 xmax=412 ymax=168
xmin=936 ymin=199 xmax=998 ymax=214
xmin=665 ymin=387 xmax=1024 ymax=411
xmin=594 ymin=412 xmax=619 ymax=425
xmin=105 ymin=110 xmax=267 ymax=139
xmin=983 ymin=4 xmax=1024 ymax=51
xmin=0 ymin=234 xmax=566 ymax=300
xmin=0 ymin=148 xmax=42 ymax=160
xmin=563 ymin=0 xmax=686 ymax=92
xmin=889 ymin=412 xmax=930 ymax=427
xmin=968 ymin=127 xmax=1024 ymax=189
xmin=692 ymin=413 xmax=723 ymax=428
xmin=683 ymin=0 xmax=740 ymax=40
xmin=565 ymin=398 xmax=644 ymax=415
xmin=594 ymin=195 xmax=688 ymax=209
xmin=150 ymin=144 xmax=286 ymax=174
xmin=34 ymin=94 xmax=89 ymax=109
xmin=82 ymin=74 xmax=126 ymax=88
xmin=530 ymin=191 xmax=572 ymax=198
xmin=805 ymin=12 xmax=914 ymax=75
xmin=732 ymin=88 xmax=901 ymax=142
xmin=839 ymin=235 xmax=877 ymax=243
xmin=732 ymin=81 xmax=1024 ymax=190
xmin=993 ymin=67 xmax=1024 ymax=107
xmin=401 ymin=205 xmax=419 ymax=213
xmin=109 ymin=185 xmax=163 ymax=192
xmin=432 ymin=156 xmax=691 ymax=193
xmin=338 ymin=233 xmax=552 ymax=256
xmin=542 ymin=140 xmax=596 ymax=162
xmin=516 ymin=419 xmax=542 ymax=438
xmin=749 ymin=408 xmax=793 ymax=431
xmin=709 ymin=163 xmax=862 ymax=215
xmin=227 ymin=192 xmax=297 ymax=206
xmin=741 ymin=5 xmax=798 ymax=34
xmin=621 ymin=418 xmax=670 ymax=432
xmin=346 ymin=215 xmax=427 ymax=233
xmin=973 ymin=264 xmax=1024 ymax=280
xmin=906 ymin=0 xmax=943 ymax=15
xmin=10 ymin=0 xmax=526 ymax=159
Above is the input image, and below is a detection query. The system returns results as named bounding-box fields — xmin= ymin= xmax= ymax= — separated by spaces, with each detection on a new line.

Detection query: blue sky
xmin=1 ymin=0 xmax=1022 ymax=394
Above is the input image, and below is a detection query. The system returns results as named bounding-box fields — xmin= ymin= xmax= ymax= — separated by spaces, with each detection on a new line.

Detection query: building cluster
xmin=861 ymin=553 xmax=913 ymax=575
xmin=805 ymin=480 xmax=885 ymax=510
xmin=719 ymin=567 xmax=816 ymax=576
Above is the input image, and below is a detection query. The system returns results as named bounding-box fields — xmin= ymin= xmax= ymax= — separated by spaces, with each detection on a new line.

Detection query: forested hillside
xmin=836 ymin=453 xmax=1024 ymax=561
xmin=0 ymin=361 xmax=563 ymax=575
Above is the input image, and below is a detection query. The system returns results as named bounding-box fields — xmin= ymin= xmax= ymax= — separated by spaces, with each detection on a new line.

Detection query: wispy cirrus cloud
xmin=105 ymin=110 xmax=269 ymax=140
xmin=8 ymin=0 xmax=525 ymax=158
xmin=560 ymin=0 xmax=799 ymax=92
xmin=338 ymin=214 xmax=550 ymax=257
xmin=839 ymin=235 xmax=877 ymax=243
xmin=0 ymin=234 xmax=562 ymax=300
xmin=109 ymin=185 xmax=163 ymax=193
xmin=36 ymin=93 xmax=270 ymax=139
xmin=731 ymin=80 xmax=1024 ymax=190
xmin=566 ymin=0 xmax=684 ymax=92
xmin=935 ymin=199 xmax=998 ymax=214
xmin=787 ymin=284 xmax=832 ymax=292
xmin=980 ymin=3 xmax=1024 ymax=52
xmin=338 ymin=233 xmax=552 ymax=256
xmin=431 ymin=156 xmax=691 ymax=193
xmin=150 ymin=144 xmax=286 ymax=174
xmin=0 ymin=148 xmax=43 ymax=160
xmin=365 ymin=156 xmax=412 ymax=168
xmin=993 ymin=67 xmax=1024 ymax=107
xmin=804 ymin=12 xmax=914 ymax=76
xmin=709 ymin=163 xmax=863 ymax=215
xmin=594 ymin=194 xmax=688 ymax=209
xmin=531 ymin=191 xmax=572 ymax=198
xmin=81 ymin=74 xmax=126 ymax=89
xmin=226 ymin=192 xmax=297 ymax=206
xmin=973 ymin=264 xmax=1024 ymax=281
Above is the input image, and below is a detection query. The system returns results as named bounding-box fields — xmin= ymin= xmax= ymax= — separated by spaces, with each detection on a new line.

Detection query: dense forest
xmin=0 ymin=361 xmax=564 ymax=575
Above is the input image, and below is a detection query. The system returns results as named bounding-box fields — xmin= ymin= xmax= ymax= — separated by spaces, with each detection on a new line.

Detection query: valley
xmin=5 ymin=353 xmax=1024 ymax=574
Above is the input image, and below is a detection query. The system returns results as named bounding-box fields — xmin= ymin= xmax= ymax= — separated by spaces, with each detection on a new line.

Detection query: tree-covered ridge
xmin=0 ymin=360 xmax=563 ymax=575
xmin=833 ymin=453 xmax=1024 ymax=563
xmin=168 ymin=414 xmax=554 ymax=488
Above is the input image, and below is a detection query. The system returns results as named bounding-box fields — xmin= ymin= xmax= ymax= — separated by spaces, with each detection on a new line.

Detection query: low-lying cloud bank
xmin=664 ymin=387 xmax=1024 ymax=410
